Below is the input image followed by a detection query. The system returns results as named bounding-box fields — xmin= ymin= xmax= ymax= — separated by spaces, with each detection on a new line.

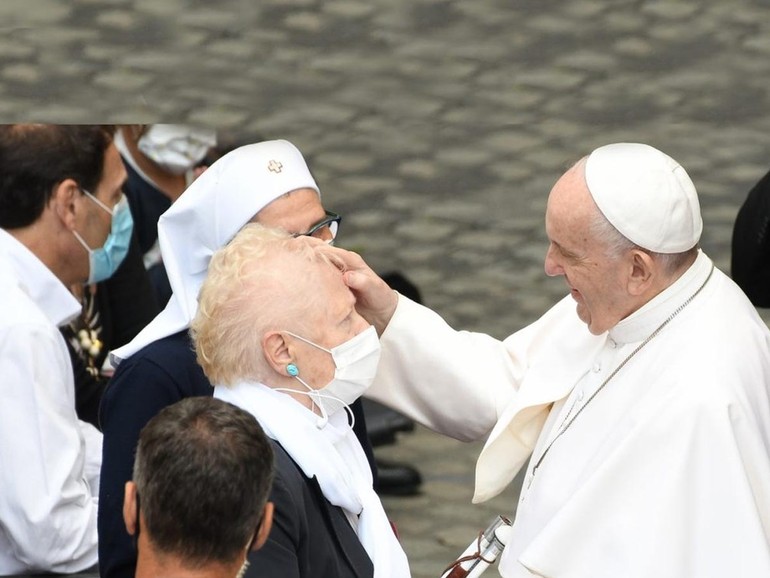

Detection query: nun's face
xmin=254 ymin=188 xmax=334 ymax=242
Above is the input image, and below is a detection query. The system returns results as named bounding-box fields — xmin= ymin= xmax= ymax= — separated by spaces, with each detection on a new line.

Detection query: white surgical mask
xmin=137 ymin=124 xmax=217 ymax=175
xmin=283 ymin=326 xmax=381 ymax=427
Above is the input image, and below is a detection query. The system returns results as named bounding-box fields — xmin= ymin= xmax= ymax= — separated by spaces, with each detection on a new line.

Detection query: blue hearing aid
xmin=286 ymin=363 xmax=299 ymax=377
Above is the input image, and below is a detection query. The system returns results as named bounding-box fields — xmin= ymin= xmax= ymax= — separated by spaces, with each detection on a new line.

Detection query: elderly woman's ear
xmin=262 ymin=331 xmax=294 ymax=376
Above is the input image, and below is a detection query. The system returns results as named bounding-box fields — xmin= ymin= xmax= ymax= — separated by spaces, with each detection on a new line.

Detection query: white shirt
xmin=369 ymin=251 xmax=770 ymax=578
xmin=0 ymin=230 xmax=100 ymax=574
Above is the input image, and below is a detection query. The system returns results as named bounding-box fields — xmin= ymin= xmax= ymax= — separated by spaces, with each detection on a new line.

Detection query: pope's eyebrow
xmin=550 ymin=239 xmax=566 ymax=253
xmin=552 ymin=241 xmax=580 ymax=260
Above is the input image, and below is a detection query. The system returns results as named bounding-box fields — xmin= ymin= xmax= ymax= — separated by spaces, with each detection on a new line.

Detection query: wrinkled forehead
xmin=274 ymin=238 xmax=343 ymax=281
xmin=309 ymin=248 xmax=346 ymax=286
xmin=306 ymin=250 xmax=350 ymax=300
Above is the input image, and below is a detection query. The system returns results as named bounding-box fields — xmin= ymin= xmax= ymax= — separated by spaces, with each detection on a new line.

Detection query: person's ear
xmin=123 ymin=481 xmax=138 ymax=536
xmin=50 ymin=178 xmax=82 ymax=230
xmin=262 ymin=332 xmax=294 ymax=377
xmin=251 ymin=502 xmax=274 ymax=551
xmin=627 ymin=249 xmax=655 ymax=296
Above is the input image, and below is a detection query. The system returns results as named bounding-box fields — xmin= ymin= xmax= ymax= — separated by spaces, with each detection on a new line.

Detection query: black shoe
xmin=374 ymin=459 xmax=422 ymax=496
xmin=362 ymin=398 xmax=415 ymax=447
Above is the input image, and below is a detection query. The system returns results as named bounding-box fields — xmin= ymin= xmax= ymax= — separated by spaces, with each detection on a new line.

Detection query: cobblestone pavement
xmin=4 ymin=1 xmax=770 ymax=576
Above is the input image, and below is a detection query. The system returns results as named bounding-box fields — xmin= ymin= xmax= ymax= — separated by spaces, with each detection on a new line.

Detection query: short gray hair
xmin=588 ymin=200 xmax=696 ymax=276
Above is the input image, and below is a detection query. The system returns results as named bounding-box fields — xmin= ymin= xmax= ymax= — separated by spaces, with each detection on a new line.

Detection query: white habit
xmin=367 ymin=251 xmax=770 ymax=577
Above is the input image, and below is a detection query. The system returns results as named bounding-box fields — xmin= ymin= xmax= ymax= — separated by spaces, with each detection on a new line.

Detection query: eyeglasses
xmin=294 ymin=211 xmax=341 ymax=242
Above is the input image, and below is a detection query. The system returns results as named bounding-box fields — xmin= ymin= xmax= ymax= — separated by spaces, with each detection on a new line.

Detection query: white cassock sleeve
xmin=366 ymin=294 xmax=525 ymax=442
xmin=0 ymin=323 xmax=99 ymax=573
xmin=366 ymin=294 xmax=598 ymax=445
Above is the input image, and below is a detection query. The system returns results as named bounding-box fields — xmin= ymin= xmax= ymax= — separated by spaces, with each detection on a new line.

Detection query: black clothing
xmin=732 ymin=168 xmax=770 ymax=306
xmin=246 ymin=442 xmax=374 ymax=578
xmin=65 ymin=233 xmax=158 ymax=428
xmin=98 ymin=331 xmax=211 ymax=578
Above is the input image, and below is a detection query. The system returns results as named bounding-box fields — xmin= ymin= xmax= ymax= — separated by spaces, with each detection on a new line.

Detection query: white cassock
xmin=367 ymin=251 xmax=770 ymax=577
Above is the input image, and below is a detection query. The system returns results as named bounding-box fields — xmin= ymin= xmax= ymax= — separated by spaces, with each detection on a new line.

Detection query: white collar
xmin=0 ymin=229 xmax=80 ymax=327
xmin=610 ymin=250 xmax=713 ymax=345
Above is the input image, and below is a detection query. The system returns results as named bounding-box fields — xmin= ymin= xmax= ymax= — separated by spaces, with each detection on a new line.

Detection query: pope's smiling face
xmin=543 ymin=161 xmax=635 ymax=335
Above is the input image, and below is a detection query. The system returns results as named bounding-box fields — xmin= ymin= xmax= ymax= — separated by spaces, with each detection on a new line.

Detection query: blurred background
xmin=2 ymin=1 xmax=769 ymax=575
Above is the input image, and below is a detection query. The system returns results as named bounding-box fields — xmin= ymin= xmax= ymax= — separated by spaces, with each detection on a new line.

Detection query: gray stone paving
xmin=3 ymin=1 xmax=770 ymax=576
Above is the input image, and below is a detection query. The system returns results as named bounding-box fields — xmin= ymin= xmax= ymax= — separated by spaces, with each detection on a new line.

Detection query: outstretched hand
xmin=310 ymin=242 xmax=399 ymax=335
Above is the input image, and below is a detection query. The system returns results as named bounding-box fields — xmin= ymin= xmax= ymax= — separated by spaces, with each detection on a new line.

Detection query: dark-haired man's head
xmin=0 ymin=124 xmax=130 ymax=286
xmin=123 ymin=396 xmax=274 ymax=578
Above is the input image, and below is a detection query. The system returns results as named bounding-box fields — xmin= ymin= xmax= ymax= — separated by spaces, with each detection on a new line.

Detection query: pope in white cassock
xmin=324 ymin=143 xmax=770 ymax=577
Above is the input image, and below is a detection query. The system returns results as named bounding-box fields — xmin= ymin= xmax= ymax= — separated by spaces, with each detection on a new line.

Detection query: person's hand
xmin=309 ymin=242 xmax=399 ymax=334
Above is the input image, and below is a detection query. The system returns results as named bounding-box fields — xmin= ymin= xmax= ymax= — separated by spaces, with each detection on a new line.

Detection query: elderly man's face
xmin=544 ymin=164 xmax=634 ymax=335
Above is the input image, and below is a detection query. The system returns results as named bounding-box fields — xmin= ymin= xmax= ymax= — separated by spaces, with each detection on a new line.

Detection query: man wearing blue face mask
xmin=70 ymin=190 xmax=133 ymax=284
xmin=60 ymin=179 xmax=156 ymax=429
xmin=0 ymin=124 xmax=129 ymax=574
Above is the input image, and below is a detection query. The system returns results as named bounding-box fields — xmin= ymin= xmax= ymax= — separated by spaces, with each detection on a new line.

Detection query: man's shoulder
xmin=680 ymin=275 xmax=770 ymax=360
xmin=270 ymin=440 xmax=305 ymax=488
xmin=0 ymin=281 xmax=57 ymax=338
xmin=268 ymin=440 xmax=325 ymax=505
xmin=267 ymin=440 xmax=353 ymax=540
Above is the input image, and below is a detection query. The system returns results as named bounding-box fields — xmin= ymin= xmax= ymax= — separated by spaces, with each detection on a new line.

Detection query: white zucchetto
xmin=584 ymin=143 xmax=702 ymax=254
xmin=112 ymin=139 xmax=319 ymax=362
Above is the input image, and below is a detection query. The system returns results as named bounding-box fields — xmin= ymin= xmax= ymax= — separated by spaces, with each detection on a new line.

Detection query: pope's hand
xmin=308 ymin=241 xmax=398 ymax=335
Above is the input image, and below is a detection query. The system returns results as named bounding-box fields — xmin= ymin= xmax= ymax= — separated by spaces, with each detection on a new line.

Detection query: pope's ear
xmin=627 ymin=249 xmax=655 ymax=296
xmin=262 ymin=332 xmax=293 ymax=375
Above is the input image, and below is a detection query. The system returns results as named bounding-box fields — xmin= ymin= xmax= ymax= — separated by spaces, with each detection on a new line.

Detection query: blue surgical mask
xmin=73 ymin=191 xmax=134 ymax=283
